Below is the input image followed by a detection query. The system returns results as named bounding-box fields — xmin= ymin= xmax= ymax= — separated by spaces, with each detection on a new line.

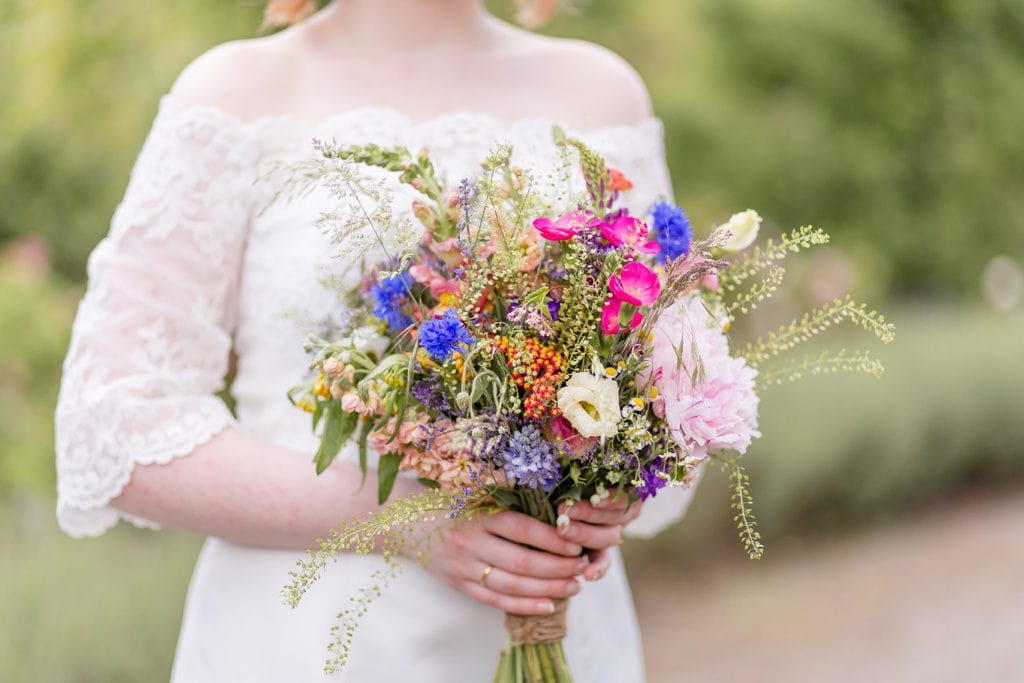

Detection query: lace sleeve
xmin=591 ymin=119 xmax=702 ymax=539
xmin=55 ymin=101 xmax=254 ymax=537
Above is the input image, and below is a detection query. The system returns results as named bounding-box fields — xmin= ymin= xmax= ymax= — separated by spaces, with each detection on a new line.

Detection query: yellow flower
xmin=313 ymin=374 xmax=330 ymax=399
xmin=630 ymin=397 xmax=645 ymax=409
xmin=416 ymin=349 xmax=440 ymax=371
xmin=648 ymin=386 xmax=659 ymax=400
xmin=604 ymin=366 xmax=618 ymax=378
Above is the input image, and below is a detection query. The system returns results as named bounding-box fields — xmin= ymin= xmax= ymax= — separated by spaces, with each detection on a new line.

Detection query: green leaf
xmin=377 ymin=453 xmax=404 ymax=504
xmin=488 ymin=487 xmax=519 ymax=510
xmin=312 ymin=399 xmax=325 ymax=432
xmin=417 ymin=478 xmax=440 ymax=490
xmin=356 ymin=417 xmax=375 ymax=490
xmin=314 ymin=401 xmax=356 ymax=474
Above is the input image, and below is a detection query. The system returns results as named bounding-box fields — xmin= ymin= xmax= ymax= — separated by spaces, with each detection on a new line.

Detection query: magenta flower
xmin=533 ymin=210 xmax=594 ymax=241
xmin=608 ymin=261 xmax=661 ymax=306
xmin=601 ymin=298 xmax=623 ymax=335
xmin=599 ymin=215 xmax=660 ymax=255
xmin=600 ymin=298 xmax=645 ymax=335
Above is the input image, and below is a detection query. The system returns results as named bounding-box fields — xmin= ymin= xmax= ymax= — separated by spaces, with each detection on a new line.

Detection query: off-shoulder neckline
xmin=155 ymin=95 xmax=664 ymax=140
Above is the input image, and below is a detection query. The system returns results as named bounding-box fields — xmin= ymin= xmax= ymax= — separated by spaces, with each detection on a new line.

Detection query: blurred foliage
xmin=0 ymin=257 xmax=77 ymax=496
xmin=0 ymin=503 xmax=200 ymax=682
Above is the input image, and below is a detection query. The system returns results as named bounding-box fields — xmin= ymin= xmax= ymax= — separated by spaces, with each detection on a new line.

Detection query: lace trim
xmin=155 ymin=95 xmax=665 ymax=147
xmin=57 ymin=413 xmax=236 ymax=538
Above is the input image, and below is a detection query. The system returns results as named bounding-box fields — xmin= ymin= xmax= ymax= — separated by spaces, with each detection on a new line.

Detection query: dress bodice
xmin=55 ymin=97 xmax=685 ymax=538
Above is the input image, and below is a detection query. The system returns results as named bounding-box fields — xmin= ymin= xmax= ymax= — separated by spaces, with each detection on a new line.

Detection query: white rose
xmin=557 ymin=372 xmax=622 ymax=439
xmin=718 ymin=210 xmax=762 ymax=253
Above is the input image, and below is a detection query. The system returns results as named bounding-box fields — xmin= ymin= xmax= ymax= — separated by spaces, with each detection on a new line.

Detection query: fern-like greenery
xmin=283 ymin=491 xmax=451 ymax=673
xmin=726 ymin=265 xmax=786 ymax=316
xmin=717 ymin=225 xmax=830 ymax=293
xmin=742 ymin=296 xmax=895 ymax=367
xmin=727 ymin=461 xmax=764 ymax=560
xmin=756 ymin=349 xmax=885 ymax=390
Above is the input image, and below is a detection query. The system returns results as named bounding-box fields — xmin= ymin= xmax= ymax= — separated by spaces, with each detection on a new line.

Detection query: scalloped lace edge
xmin=57 ymin=415 xmax=238 ymax=538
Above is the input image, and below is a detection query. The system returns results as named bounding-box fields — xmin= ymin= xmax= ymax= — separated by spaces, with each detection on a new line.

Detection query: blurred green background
xmin=1 ymin=0 xmax=1022 ymax=680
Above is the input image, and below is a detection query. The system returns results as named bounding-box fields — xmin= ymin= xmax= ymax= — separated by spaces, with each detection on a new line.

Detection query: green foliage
xmin=743 ymin=296 xmax=896 ymax=366
xmin=725 ymin=461 xmax=764 ymax=560
xmin=0 ymin=265 xmax=76 ymax=495
xmin=0 ymin=510 xmax=201 ymax=682
xmin=0 ymin=0 xmax=260 ymax=281
xmin=282 ymin=490 xmax=450 ymax=673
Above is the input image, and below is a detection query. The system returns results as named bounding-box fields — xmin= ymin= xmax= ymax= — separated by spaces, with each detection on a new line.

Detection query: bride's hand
xmin=555 ymin=496 xmax=644 ymax=583
xmin=426 ymin=510 xmax=589 ymax=616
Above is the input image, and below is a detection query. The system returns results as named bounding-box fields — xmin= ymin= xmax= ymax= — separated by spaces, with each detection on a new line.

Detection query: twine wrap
xmin=505 ymin=599 xmax=569 ymax=645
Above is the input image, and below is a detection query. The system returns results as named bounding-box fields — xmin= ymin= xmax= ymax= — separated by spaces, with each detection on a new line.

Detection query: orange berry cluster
xmin=492 ymin=336 xmax=566 ymax=420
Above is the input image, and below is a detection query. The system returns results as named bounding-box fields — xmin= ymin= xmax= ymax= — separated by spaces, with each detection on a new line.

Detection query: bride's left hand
xmin=555 ymin=496 xmax=644 ymax=583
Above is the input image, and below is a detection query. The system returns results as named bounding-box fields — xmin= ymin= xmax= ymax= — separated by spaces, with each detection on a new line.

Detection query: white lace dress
xmin=55 ymin=98 xmax=697 ymax=682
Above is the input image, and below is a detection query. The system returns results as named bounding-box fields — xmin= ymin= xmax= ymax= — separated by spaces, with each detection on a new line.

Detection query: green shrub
xmin=0 ymin=264 xmax=77 ymax=496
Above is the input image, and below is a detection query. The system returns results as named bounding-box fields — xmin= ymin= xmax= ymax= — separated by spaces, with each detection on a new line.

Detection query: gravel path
xmin=635 ymin=490 xmax=1024 ymax=683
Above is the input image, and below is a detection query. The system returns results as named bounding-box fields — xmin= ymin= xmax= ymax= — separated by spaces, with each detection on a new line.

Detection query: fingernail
xmin=566 ymin=543 xmax=583 ymax=555
xmin=576 ymin=559 xmax=589 ymax=572
xmin=556 ymin=514 xmax=570 ymax=529
xmin=542 ymin=601 xmax=555 ymax=614
xmin=567 ymin=581 xmax=580 ymax=595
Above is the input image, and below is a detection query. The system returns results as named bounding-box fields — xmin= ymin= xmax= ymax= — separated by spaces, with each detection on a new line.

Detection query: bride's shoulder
xmin=502 ymin=30 xmax=654 ymax=126
xmin=164 ymin=33 xmax=298 ymax=119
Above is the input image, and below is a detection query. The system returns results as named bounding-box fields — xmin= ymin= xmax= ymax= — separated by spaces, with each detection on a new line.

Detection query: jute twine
xmin=505 ymin=598 xmax=569 ymax=645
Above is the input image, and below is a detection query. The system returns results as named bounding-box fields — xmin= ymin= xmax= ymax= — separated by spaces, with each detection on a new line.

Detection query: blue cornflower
xmin=370 ymin=273 xmax=414 ymax=333
xmin=418 ymin=309 xmax=475 ymax=362
xmin=498 ymin=425 xmax=560 ymax=492
xmin=650 ymin=202 xmax=693 ymax=264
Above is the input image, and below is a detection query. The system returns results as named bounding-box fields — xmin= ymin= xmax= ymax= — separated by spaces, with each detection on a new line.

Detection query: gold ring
xmin=481 ymin=564 xmax=493 ymax=588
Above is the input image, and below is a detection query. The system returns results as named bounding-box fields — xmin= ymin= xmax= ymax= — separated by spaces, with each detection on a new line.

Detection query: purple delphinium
xmin=370 ymin=272 xmax=414 ymax=333
xmin=419 ymin=309 xmax=475 ymax=362
xmin=498 ymin=425 xmax=560 ymax=492
xmin=650 ymin=202 xmax=692 ymax=264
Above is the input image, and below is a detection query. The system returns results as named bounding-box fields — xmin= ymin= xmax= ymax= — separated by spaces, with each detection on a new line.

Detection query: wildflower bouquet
xmin=279 ymin=131 xmax=894 ymax=681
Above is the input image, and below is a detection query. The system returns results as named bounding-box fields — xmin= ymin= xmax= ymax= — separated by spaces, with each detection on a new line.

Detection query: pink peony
xmin=599 ymin=215 xmax=660 ymax=255
xmin=641 ymin=297 xmax=760 ymax=459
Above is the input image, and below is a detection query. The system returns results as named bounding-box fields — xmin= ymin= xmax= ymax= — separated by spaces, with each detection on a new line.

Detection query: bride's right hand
xmin=425 ymin=510 xmax=588 ymax=616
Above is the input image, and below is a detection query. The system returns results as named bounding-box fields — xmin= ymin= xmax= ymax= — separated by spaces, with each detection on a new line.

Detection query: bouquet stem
xmin=492 ymin=599 xmax=574 ymax=683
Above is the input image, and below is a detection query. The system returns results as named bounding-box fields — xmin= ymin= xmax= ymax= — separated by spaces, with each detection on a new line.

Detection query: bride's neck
xmin=312 ymin=0 xmax=493 ymax=53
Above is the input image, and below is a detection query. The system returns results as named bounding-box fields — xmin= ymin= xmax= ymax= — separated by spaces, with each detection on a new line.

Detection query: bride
xmin=55 ymin=1 xmax=696 ymax=680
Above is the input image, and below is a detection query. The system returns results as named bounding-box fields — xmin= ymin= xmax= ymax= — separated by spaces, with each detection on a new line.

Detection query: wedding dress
xmin=55 ymin=97 xmax=698 ymax=682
